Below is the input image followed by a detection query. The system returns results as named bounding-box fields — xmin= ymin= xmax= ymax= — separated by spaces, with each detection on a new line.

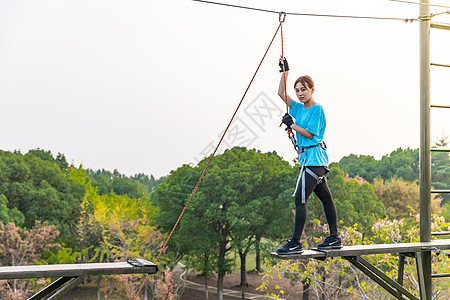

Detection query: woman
xmin=276 ymin=57 xmax=342 ymax=255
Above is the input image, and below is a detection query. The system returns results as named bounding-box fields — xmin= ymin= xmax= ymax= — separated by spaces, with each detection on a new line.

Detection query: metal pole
xmin=419 ymin=0 xmax=432 ymax=299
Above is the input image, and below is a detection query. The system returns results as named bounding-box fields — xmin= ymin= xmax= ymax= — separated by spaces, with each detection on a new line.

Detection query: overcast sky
xmin=0 ymin=0 xmax=449 ymax=178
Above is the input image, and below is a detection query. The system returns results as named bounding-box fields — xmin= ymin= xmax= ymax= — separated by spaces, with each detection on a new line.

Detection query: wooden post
xmin=419 ymin=0 xmax=432 ymax=299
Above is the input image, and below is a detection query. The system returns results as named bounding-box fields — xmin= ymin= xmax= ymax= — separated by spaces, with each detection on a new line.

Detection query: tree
xmin=154 ymin=153 xmax=237 ymax=299
xmin=308 ymin=163 xmax=385 ymax=237
xmin=85 ymin=168 xmax=164 ymax=199
xmin=154 ymin=147 xmax=293 ymax=297
xmin=0 ymin=195 xmax=24 ymax=226
xmin=75 ymin=178 xmax=163 ymax=263
xmin=0 ymin=221 xmax=60 ymax=266
xmin=339 ymin=148 xmax=420 ymax=183
xmin=27 ymin=148 xmax=69 ymax=171
xmin=75 ymin=180 xmax=165 ymax=298
xmin=0 ymin=150 xmax=85 ymax=241
xmin=378 ymin=148 xmax=419 ymax=182
xmin=373 ymin=176 xmax=441 ymax=219
xmin=339 ymin=154 xmax=379 ymax=182
xmin=0 ymin=221 xmax=60 ymax=299
xmin=373 ymin=177 xmax=419 ymax=219
xmin=92 ymin=193 xmax=162 ymax=262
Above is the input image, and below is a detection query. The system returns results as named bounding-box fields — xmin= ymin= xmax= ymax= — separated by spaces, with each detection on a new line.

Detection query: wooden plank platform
xmin=271 ymin=239 xmax=450 ymax=260
xmin=0 ymin=261 xmax=158 ymax=280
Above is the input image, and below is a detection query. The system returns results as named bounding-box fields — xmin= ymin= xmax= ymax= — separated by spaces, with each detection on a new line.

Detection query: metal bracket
xmin=343 ymin=256 xmax=419 ymax=300
xmin=29 ymin=276 xmax=83 ymax=300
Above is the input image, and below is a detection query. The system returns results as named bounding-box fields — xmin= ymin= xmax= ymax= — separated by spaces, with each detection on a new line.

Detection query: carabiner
xmin=287 ymin=129 xmax=301 ymax=154
xmin=279 ymin=12 xmax=286 ymax=23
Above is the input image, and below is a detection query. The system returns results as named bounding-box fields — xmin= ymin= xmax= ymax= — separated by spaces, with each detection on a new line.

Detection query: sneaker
xmin=276 ymin=239 xmax=303 ymax=255
xmin=317 ymin=234 xmax=343 ymax=250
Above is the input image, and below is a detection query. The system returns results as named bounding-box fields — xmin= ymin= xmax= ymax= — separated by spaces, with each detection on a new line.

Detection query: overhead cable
xmin=192 ymin=0 xmax=419 ymax=22
xmin=389 ymin=0 xmax=450 ymax=9
xmin=419 ymin=10 xmax=450 ymax=20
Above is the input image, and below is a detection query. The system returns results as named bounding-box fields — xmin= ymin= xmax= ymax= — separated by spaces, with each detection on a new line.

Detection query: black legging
xmin=292 ymin=166 xmax=338 ymax=241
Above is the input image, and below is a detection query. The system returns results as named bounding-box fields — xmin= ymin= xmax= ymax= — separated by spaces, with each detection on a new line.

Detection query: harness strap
xmin=292 ymin=166 xmax=326 ymax=204
xmin=292 ymin=164 xmax=305 ymax=198
xmin=306 ymin=167 xmax=325 ymax=184
xmin=301 ymin=142 xmax=327 ymax=152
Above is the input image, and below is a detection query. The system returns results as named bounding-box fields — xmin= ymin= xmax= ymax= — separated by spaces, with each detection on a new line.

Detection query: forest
xmin=0 ymin=140 xmax=449 ymax=299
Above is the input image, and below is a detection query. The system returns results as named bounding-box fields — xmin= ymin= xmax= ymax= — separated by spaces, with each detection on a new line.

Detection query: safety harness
xmin=290 ymin=139 xmax=328 ymax=203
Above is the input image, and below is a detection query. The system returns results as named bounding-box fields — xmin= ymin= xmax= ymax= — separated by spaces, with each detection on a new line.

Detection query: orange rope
xmin=280 ymin=21 xmax=288 ymax=114
xmin=132 ymin=21 xmax=283 ymax=299
xmin=280 ymin=19 xmax=294 ymax=141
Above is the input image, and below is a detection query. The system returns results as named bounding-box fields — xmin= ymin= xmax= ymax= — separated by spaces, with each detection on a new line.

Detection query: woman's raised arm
xmin=278 ymin=56 xmax=293 ymax=108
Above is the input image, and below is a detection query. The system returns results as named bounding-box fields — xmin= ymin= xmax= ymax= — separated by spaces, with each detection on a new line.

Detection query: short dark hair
xmin=294 ymin=75 xmax=314 ymax=90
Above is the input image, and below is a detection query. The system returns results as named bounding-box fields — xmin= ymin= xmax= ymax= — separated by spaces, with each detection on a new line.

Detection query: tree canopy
xmin=154 ymin=147 xmax=293 ymax=287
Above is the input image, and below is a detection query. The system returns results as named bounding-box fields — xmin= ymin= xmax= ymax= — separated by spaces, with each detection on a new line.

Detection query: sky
xmin=0 ymin=0 xmax=449 ymax=179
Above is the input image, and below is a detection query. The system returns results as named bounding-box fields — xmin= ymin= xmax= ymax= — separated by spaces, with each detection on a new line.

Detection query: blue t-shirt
xmin=289 ymin=101 xmax=329 ymax=166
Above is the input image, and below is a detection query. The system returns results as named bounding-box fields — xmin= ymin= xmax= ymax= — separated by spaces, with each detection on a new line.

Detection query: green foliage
xmin=373 ymin=177 xmax=419 ymax=219
xmin=0 ymin=139 xmax=446 ymax=298
xmin=259 ymin=214 xmax=450 ymax=299
xmin=154 ymin=147 xmax=294 ymax=287
xmin=432 ymin=137 xmax=450 ymax=204
xmin=339 ymin=147 xmax=420 ymax=183
xmin=442 ymin=202 xmax=450 ymax=222
xmin=0 ymin=194 xmax=24 ymax=226
xmin=308 ymin=163 xmax=385 ymax=237
xmin=338 ymin=154 xmax=379 ymax=182
xmin=340 ymin=138 xmax=449 ymax=206
xmin=373 ymin=176 xmax=442 ymax=219
xmin=85 ymin=168 xmax=164 ymax=199
xmin=0 ymin=150 xmax=85 ymax=241
xmin=378 ymin=148 xmax=420 ymax=182
xmin=27 ymin=148 xmax=69 ymax=171
xmin=75 ymin=180 xmax=163 ymax=264
xmin=43 ymin=247 xmax=81 ymax=265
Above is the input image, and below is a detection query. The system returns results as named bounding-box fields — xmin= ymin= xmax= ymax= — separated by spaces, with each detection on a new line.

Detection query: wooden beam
xmin=431 ymin=23 xmax=450 ymax=31
xmin=0 ymin=261 xmax=157 ymax=280
xmin=271 ymin=239 xmax=450 ymax=260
